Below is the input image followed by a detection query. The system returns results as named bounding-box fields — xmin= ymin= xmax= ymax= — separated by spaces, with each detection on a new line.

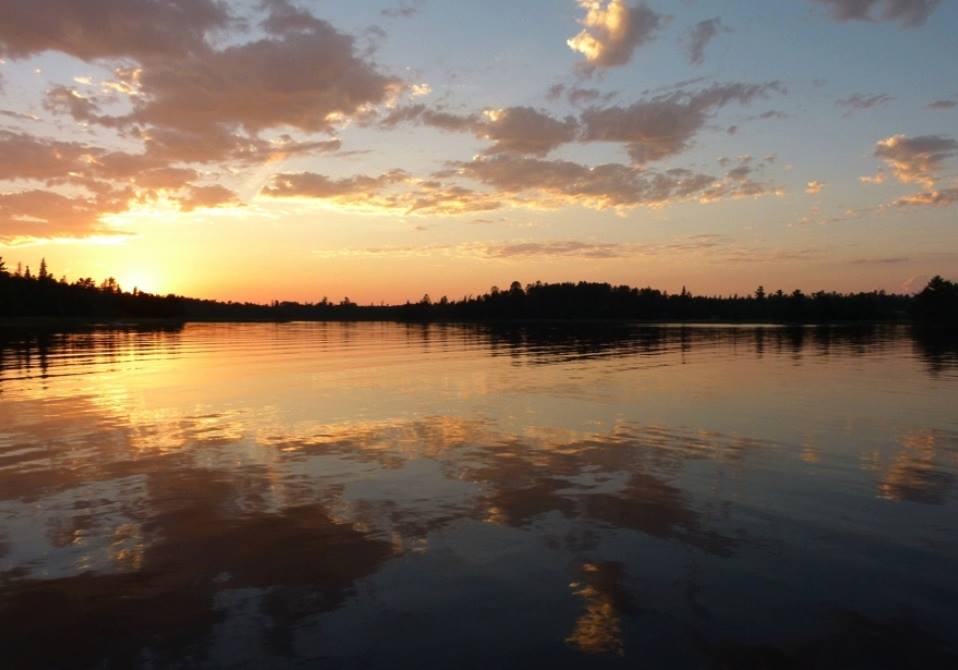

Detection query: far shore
xmin=0 ymin=315 xmax=922 ymax=331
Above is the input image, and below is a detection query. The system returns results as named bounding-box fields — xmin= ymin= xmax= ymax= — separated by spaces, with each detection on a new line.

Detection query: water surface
xmin=1 ymin=323 xmax=957 ymax=668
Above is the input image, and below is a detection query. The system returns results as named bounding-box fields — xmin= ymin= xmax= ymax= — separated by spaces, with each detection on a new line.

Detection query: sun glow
xmin=117 ymin=269 xmax=162 ymax=294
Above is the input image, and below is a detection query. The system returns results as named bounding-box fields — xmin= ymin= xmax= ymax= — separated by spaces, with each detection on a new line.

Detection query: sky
xmin=0 ymin=0 xmax=956 ymax=303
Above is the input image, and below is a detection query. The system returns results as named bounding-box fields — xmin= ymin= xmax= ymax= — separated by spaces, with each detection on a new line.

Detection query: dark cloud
xmin=0 ymin=0 xmax=231 ymax=61
xmin=754 ymin=110 xmax=789 ymax=120
xmin=926 ymin=100 xmax=957 ymax=110
xmin=381 ymin=2 xmax=421 ymax=19
xmin=380 ymin=105 xmax=578 ymax=157
xmin=687 ymin=17 xmax=727 ymax=66
xmin=42 ymin=86 xmax=105 ymax=124
xmin=451 ymin=155 xmax=781 ymax=209
xmin=126 ymin=29 xmax=400 ymax=137
xmin=836 ymin=93 xmax=894 ymax=115
xmin=379 ymin=104 xmax=478 ymax=132
xmin=546 ymin=84 xmax=616 ymax=107
xmin=811 ymin=0 xmax=942 ymax=26
xmin=580 ymin=82 xmax=785 ymax=164
xmin=264 ymin=170 xmax=409 ymax=199
xmin=480 ymin=107 xmax=579 ymax=156
xmin=567 ymin=1 xmax=664 ymax=71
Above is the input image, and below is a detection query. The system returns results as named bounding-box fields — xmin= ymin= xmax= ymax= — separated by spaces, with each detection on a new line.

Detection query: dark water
xmin=1 ymin=323 xmax=957 ymax=669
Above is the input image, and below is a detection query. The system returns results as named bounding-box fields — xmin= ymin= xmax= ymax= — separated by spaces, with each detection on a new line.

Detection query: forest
xmin=1 ymin=256 xmax=955 ymax=325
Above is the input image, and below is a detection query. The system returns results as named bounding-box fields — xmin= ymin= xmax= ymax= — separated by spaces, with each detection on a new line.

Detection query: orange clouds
xmin=0 ymin=0 xmax=401 ymax=241
xmin=264 ymin=153 xmax=781 ymax=216
xmin=567 ymin=1 xmax=663 ymax=71
xmin=874 ymin=134 xmax=957 ymax=188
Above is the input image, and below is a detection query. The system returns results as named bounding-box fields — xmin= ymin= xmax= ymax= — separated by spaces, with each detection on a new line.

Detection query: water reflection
xmin=1 ymin=323 xmax=956 ymax=668
xmin=566 ymin=562 xmax=631 ymax=656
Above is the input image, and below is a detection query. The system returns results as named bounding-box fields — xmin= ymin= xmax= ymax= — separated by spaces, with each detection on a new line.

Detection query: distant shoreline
xmin=3 ymin=271 xmax=955 ymax=328
xmin=0 ymin=315 xmax=921 ymax=330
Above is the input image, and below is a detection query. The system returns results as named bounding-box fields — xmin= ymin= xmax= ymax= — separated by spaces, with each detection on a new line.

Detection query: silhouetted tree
xmin=0 ymin=254 xmax=943 ymax=325
xmin=913 ymin=275 xmax=958 ymax=325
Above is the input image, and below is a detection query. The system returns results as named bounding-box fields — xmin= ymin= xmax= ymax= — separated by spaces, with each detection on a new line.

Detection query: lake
xmin=1 ymin=322 xmax=956 ymax=668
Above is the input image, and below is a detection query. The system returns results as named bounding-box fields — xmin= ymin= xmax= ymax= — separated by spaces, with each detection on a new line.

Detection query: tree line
xmin=1 ymin=256 xmax=955 ymax=325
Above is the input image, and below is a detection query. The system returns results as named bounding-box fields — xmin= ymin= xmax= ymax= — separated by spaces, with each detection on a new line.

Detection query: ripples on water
xmin=1 ymin=323 xmax=956 ymax=668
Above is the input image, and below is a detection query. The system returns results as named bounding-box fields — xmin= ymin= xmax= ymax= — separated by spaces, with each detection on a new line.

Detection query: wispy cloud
xmin=686 ymin=17 xmax=727 ymax=66
xmin=811 ymin=0 xmax=942 ymax=26
xmin=836 ymin=93 xmax=894 ymax=115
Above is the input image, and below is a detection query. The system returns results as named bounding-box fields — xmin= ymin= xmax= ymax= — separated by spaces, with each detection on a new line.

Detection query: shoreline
xmin=0 ymin=315 xmax=922 ymax=330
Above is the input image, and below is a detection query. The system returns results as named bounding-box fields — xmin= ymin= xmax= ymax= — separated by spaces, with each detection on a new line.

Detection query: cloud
xmin=849 ymin=256 xmax=910 ymax=264
xmin=263 ymin=170 xmax=409 ymax=199
xmin=262 ymin=152 xmax=781 ymax=217
xmin=0 ymin=1 xmax=422 ymax=240
xmin=380 ymin=105 xmax=578 ymax=156
xmin=874 ymin=134 xmax=958 ymax=186
xmin=580 ymin=81 xmax=785 ymax=164
xmin=381 ymin=2 xmax=420 ymax=19
xmin=178 ymin=185 xmax=241 ymax=211
xmin=0 ymin=0 xmax=231 ymax=61
xmin=0 ymin=130 xmax=94 ymax=181
xmin=20 ymin=1 xmax=399 ymax=167
xmin=318 ymin=235 xmax=818 ymax=265
xmin=126 ymin=26 xmax=401 ymax=138
xmin=755 ymin=110 xmax=789 ymax=120
xmin=927 ymin=100 xmax=957 ymax=110
xmin=567 ymin=1 xmax=664 ymax=71
xmin=0 ymin=109 xmax=39 ymax=122
xmin=483 ymin=240 xmax=633 ymax=259
xmin=893 ymin=187 xmax=958 ymax=207
xmin=138 ymin=126 xmax=341 ymax=165
xmin=129 ymin=167 xmax=199 ymax=190
xmin=451 ymin=154 xmax=782 ymax=210
xmin=860 ymin=170 xmax=887 ymax=184
xmin=0 ymin=189 xmax=131 ymax=242
xmin=686 ymin=18 xmax=726 ymax=66
xmin=811 ymin=0 xmax=942 ymax=26
xmin=806 ymin=180 xmax=825 ymax=194
xmin=835 ymin=93 xmax=894 ymax=115
xmin=379 ymin=104 xmax=478 ymax=132
xmin=547 ymin=84 xmax=616 ymax=107
xmin=479 ymin=107 xmax=579 ymax=156
xmin=262 ymin=170 xmax=502 ymax=215
xmin=42 ymin=85 xmax=105 ymax=123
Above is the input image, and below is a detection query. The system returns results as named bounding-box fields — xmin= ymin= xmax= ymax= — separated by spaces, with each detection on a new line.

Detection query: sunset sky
xmin=0 ymin=0 xmax=956 ymax=303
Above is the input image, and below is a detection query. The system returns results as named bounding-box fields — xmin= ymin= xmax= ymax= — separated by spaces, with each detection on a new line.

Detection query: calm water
xmin=1 ymin=323 xmax=957 ymax=668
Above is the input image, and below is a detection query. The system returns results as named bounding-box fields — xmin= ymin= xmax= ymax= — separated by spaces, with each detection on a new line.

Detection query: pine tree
xmin=38 ymin=257 xmax=50 ymax=281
